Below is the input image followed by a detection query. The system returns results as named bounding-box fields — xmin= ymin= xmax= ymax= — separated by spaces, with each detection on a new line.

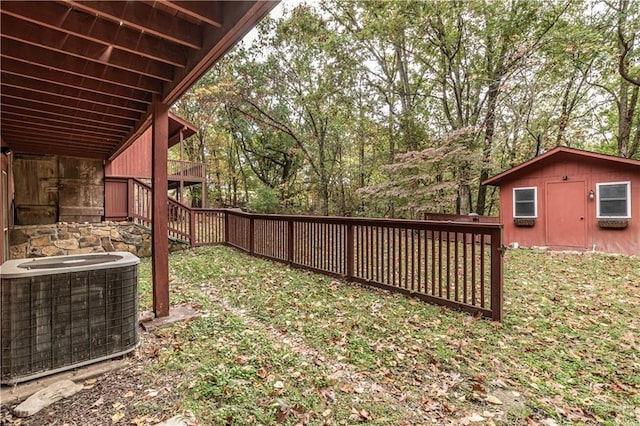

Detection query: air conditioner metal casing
xmin=1 ymin=252 xmax=139 ymax=384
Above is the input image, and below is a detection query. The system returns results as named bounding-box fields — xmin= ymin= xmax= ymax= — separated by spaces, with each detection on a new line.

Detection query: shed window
xmin=513 ymin=187 xmax=537 ymax=218
xmin=597 ymin=182 xmax=631 ymax=218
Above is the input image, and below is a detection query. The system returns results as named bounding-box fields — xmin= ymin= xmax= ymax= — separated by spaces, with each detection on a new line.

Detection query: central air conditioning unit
xmin=1 ymin=252 xmax=140 ymax=384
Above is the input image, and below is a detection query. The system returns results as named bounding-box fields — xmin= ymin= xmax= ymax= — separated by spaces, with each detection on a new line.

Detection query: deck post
xmin=178 ymin=129 xmax=185 ymax=203
xmin=152 ymin=99 xmax=170 ymax=318
xmin=127 ymin=178 xmax=134 ymax=219
xmin=223 ymin=210 xmax=230 ymax=244
xmin=490 ymin=227 xmax=504 ymax=321
xmin=189 ymin=209 xmax=196 ymax=247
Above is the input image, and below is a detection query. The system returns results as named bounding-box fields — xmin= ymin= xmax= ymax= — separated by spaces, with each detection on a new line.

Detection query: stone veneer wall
xmin=9 ymin=222 xmax=189 ymax=260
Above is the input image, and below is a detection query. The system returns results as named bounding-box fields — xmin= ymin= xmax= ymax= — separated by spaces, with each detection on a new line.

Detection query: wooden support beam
xmin=2 ymin=103 xmax=136 ymax=131
xmin=179 ymin=130 xmax=184 ymax=203
xmin=163 ymin=1 xmax=278 ymax=105
xmin=1 ymin=87 xmax=143 ymax=121
xmin=1 ymin=111 xmax=128 ymax=138
xmin=165 ymin=1 xmax=223 ymax=28
xmin=1 ymin=1 xmax=187 ymax=67
xmin=1 ymin=126 xmax=116 ymax=144
xmin=152 ymin=99 xmax=170 ymax=318
xmin=0 ymin=39 xmax=163 ymax=94
xmin=1 ymin=74 xmax=148 ymax=114
xmin=1 ymin=58 xmax=152 ymax=104
xmin=1 ymin=14 xmax=174 ymax=81
xmin=65 ymin=1 xmax=202 ymax=49
xmin=1 ymin=140 xmax=112 ymax=159
xmin=0 ymin=132 xmax=115 ymax=149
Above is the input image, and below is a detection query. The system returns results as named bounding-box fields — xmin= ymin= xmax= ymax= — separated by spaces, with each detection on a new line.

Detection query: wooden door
xmin=546 ymin=181 xmax=587 ymax=248
xmin=13 ymin=154 xmax=105 ymax=225
xmin=13 ymin=154 xmax=59 ymax=225
xmin=57 ymin=157 xmax=104 ymax=223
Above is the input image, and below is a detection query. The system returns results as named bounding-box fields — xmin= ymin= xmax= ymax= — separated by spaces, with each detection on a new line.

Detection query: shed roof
xmin=0 ymin=1 xmax=276 ymax=160
xmin=483 ymin=146 xmax=640 ymax=186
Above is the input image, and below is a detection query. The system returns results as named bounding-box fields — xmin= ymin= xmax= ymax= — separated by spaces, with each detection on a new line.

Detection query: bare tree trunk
xmin=477 ymin=80 xmax=501 ymax=215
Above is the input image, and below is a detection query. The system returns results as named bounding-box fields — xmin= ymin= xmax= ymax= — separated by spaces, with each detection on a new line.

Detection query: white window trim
xmin=596 ymin=181 xmax=631 ymax=219
xmin=513 ymin=186 xmax=537 ymax=218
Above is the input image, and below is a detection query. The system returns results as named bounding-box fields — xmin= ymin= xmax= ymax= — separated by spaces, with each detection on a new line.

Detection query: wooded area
xmin=172 ymin=0 xmax=640 ymax=218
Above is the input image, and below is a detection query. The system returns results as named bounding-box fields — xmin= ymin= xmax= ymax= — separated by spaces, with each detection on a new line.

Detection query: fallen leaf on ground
xmin=467 ymin=413 xmax=485 ymax=422
xmin=486 ymin=395 xmax=503 ymax=405
xmin=130 ymin=415 xmax=147 ymax=426
xmin=111 ymin=411 xmax=124 ymax=423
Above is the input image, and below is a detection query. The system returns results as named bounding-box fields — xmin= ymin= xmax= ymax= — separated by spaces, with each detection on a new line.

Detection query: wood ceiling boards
xmin=0 ymin=1 xmax=277 ymax=160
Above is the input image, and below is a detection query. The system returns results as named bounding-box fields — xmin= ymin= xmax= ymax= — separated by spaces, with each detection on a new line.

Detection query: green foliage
xmin=142 ymin=246 xmax=640 ymax=424
xmin=173 ymin=0 xmax=640 ymax=216
xmin=247 ymin=185 xmax=282 ymax=213
xmin=358 ymin=128 xmax=482 ymax=217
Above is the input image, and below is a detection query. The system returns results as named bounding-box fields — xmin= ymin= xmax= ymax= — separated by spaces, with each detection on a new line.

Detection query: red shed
xmin=483 ymin=147 xmax=640 ymax=255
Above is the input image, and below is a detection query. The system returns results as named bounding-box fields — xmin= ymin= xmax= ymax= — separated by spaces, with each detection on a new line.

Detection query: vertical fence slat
xmin=480 ymin=234 xmax=486 ymax=308
xmin=409 ymin=229 xmax=416 ymax=291
xmin=446 ymin=231 xmax=451 ymax=299
xmin=288 ymin=219 xmax=294 ymax=264
xmin=454 ymin=232 xmax=459 ymax=302
xmin=471 ymin=233 xmax=477 ymax=306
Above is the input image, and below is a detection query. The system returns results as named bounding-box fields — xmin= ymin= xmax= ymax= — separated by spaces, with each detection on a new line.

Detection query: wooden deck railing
xmin=105 ymin=178 xmax=504 ymax=320
xmin=105 ymin=177 xmax=223 ymax=246
xmin=168 ymin=159 xmax=205 ymax=181
xmin=226 ymin=210 xmax=504 ymax=321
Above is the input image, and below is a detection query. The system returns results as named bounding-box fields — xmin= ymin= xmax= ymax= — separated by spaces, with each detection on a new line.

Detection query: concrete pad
xmin=1 ymin=359 xmax=128 ymax=406
xmin=141 ymin=305 xmax=201 ymax=331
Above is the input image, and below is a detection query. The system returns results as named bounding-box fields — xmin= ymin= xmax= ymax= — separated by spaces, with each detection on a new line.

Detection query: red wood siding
xmin=104 ymin=177 xmax=129 ymax=220
xmin=497 ymin=157 xmax=640 ymax=255
xmin=105 ymin=128 xmax=152 ymax=179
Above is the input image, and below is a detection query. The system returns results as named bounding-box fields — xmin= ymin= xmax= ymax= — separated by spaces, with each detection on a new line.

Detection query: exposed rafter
xmin=2 ymin=15 xmax=174 ymax=82
xmin=0 ymin=0 xmax=277 ymax=160
xmin=161 ymin=1 xmax=223 ymax=28
xmin=63 ymin=1 xmax=202 ymax=49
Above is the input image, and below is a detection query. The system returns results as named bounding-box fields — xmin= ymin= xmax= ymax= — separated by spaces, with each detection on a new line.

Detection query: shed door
xmin=546 ymin=181 xmax=586 ymax=248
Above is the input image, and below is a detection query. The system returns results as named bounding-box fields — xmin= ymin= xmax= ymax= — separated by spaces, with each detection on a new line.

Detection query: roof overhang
xmin=168 ymin=112 xmax=197 ymax=148
xmin=0 ymin=1 xmax=277 ymax=160
xmin=483 ymin=146 xmax=640 ymax=186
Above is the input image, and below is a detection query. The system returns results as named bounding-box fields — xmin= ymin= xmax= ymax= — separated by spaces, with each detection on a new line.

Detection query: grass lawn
xmin=138 ymin=246 xmax=639 ymax=425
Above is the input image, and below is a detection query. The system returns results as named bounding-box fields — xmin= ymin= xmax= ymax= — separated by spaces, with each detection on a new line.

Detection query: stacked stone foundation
xmin=9 ymin=222 xmax=188 ymax=260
